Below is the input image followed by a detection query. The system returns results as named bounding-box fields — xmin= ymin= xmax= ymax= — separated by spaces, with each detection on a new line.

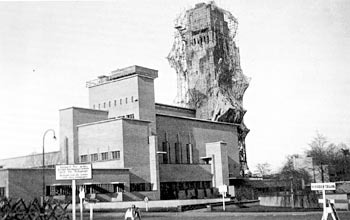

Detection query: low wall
xmin=83 ymin=198 xmax=228 ymax=211
xmin=259 ymin=193 xmax=349 ymax=210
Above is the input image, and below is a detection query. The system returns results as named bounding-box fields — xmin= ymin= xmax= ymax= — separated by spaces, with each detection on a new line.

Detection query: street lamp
xmin=42 ymin=129 xmax=56 ymax=204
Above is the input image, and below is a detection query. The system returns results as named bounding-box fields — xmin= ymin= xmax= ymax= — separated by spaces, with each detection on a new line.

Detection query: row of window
xmin=93 ymin=96 xmax=136 ymax=110
xmin=46 ymin=183 xmax=125 ymax=196
xmin=130 ymin=183 xmax=153 ymax=192
xmin=80 ymin=150 xmax=120 ymax=163
xmin=162 ymin=142 xmax=193 ymax=164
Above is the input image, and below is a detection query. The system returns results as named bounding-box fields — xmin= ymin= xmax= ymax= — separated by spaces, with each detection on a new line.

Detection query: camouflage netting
xmin=167 ymin=2 xmax=251 ymax=175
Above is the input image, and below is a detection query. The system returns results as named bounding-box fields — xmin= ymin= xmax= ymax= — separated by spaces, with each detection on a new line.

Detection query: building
xmin=167 ymin=2 xmax=250 ymax=175
xmin=0 ymin=65 xmax=242 ymax=201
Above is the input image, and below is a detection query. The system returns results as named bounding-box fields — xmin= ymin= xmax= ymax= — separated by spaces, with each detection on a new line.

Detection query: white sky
xmin=0 ymin=0 xmax=349 ymax=172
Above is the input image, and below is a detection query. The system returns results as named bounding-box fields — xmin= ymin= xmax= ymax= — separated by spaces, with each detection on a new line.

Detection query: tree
xmin=255 ymin=162 xmax=271 ymax=177
xmin=277 ymin=155 xmax=311 ymax=190
xmin=305 ymin=132 xmax=350 ymax=181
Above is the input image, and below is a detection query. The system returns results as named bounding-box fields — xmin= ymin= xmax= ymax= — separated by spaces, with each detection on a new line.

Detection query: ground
xmin=83 ymin=211 xmax=350 ymax=220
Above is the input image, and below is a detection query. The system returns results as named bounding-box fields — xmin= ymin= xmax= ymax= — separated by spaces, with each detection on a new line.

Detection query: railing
xmin=0 ymin=197 xmax=70 ymax=220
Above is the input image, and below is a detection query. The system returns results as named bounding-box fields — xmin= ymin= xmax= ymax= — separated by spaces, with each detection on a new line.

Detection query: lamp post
xmin=42 ymin=129 xmax=56 ymax=204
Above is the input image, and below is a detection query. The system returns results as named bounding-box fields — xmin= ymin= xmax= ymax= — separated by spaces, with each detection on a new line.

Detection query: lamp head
xmin=53 ymin=135 xmax=57 ymax=140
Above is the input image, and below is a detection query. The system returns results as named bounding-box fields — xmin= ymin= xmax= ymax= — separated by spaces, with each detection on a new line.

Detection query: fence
xmin=0 ymin=197 xmax=70 ymax=220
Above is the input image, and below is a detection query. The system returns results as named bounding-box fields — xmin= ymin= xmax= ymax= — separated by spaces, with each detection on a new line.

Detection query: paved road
xmin=81 ymin=211 xmax=350 ymax=220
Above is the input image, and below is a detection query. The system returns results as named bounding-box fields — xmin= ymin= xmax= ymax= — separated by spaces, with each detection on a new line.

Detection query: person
xmin=124 ymin=204 xmax=141 ymax=220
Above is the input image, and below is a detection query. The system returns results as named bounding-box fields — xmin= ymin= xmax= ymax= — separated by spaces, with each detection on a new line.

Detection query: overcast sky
xmin=0 ymin=0 xmax=349 ymax=172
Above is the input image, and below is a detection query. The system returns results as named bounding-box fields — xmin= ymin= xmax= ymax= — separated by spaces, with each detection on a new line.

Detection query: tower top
xmin=86 ymin=65 xmax=158 ymax=88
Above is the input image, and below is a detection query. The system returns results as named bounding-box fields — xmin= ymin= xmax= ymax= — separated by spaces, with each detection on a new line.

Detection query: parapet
xmin=86 ymin=65 xmax=158 ymax=88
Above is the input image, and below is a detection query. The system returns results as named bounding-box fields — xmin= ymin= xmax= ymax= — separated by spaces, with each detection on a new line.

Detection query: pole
xmin=222 ymin=193 xmax=225 ymax=211
xmin=72 ymin=180 xmax=76 ymax=220
xmin=42 ymin=129 xmax=56 ymax=204
xmin=322 ymin=188 xmax=326 ymax=220
xmin=90 ymin=203 xmax=93 ymax=220
xmin=80 ymin=196 xmax=83 ymax=220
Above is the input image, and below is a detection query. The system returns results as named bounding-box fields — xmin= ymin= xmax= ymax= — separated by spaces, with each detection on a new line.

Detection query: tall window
xmin=109 ymin=101 xmax=111 ymax=107
xmin=0 ymin=187 xmax=5 ymax=197
xmin=112 ymin=151 xmax=120 ymax=160
xmin=131 ymin=96 xmax=134 ymax=102
xmin=91 ymin=153 xmax=98 ymax=162
xmin=101 ymin=152 xmax=108 ymax=160
xmin=114 ymin=100 xmax=117 ymax=106
xmin=120 ymin=99 xmax=122 ymax=105
xmin=162 ymin=142 xmax=169 ymax=164
xmin=175 ymin=143 xmax=182 ymax=164
xmin=80 ymin=155 xmax=88 ymax=163
xmin=93 ymin=104 xmax=95 ymax=109
xmin=103 ymin=102 xmax=106 ymax=108
xmin=125 ymin=97 xmax=128 ymax=104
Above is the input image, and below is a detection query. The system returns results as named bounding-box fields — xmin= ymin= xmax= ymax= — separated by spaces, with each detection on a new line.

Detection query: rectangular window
xmin=112 ymin=151 xmax=120 ymax=160
xmin=103 ymin=102 xmax=106 ymax=108
xmin=114 ymin=100 xmax=117 ymax=106
xmin=120 ymin=99 xmax=122 ymax=105
xmin=125 ymin=97 xmax=128 ymax=104
xmin=186 ymin=144 xmax=193 ymax=164
xmin=131 ymin=96 xmax=134 ymax=102
xmin=91 ymin=153 xmax=98 ymax=162
xmin=101 ymin=152 xmax=108 ymax=160
xmin=162 ymin=142 xmax=168 ymax=164
xmin=0 ymin=187 xmax=5 ymax=197
xmin=126 ymin=114 xmax=134 ymax=119
xmin=80 ymin=155 xmax=88 ymax=163
xmin=109 ymin=101 xmax=111 ymax=107
xmin=130 ymin=183 xmax=152 ymax=192
xmin=175 ymin=143 xmax=182 ymax=164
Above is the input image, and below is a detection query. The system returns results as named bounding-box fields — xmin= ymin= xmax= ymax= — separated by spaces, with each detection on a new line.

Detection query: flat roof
xmin=87 ymin=65 xmax=158 ymax=88
xmin=77 ymin=117 xmax=151 ymax=128
xmin=0 ymin=151 xmax=60 ymax=161
xmin=155 ymin=103 xmax=195 ymax=112
xmin=59 ymin=106 xmax=108 ymax=113
xmin=156 ymin=113 xmax=239 ymax=127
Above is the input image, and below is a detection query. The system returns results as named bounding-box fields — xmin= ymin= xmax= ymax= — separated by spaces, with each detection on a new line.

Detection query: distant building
xmin=292 ymin=155 xmax=330 ymax=183
xmin=0 ymin=65 xmax=242 ymax=201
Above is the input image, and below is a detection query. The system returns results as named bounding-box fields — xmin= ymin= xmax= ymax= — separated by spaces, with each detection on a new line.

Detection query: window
xmin=101 ymin=152 xmax=108 ymax=160
xmin=112 ymin=151 xmax=120 ymax=160
xmin=125 ymin=98 xmax=128 ymax=104
xmin=120 ymin=99 xmax=122 ymax=105
xmin=109 ymin=101 xmax=111 ymax=107
xmin=91 ymin=153 xmax=98 ymax=162
xmin=0 ymin=187 xmax=5 ymax=197
xmin=98 ymin=104 xmax=100 ymax=109
xmin=103 ymin=102 xmax=106 ymax=108
xmin=126 ymin=114 xmax=134 ymax=119
xmin=175 ymin=143 xmax=182 ymax=164
xmin=131 ymin=96 xmax=134 ymax=102
xmin=130 ymin=183 xmax=152 ymax=192
xmin=93 ymin=104 xmax=95 ymax=109
xmin=80 ymin=155 xmax=88 ymax=163
xmin=162 ymin=142 xmax=169 ymax=164
xmin=114 ymin=100 xmax=117 ymax=106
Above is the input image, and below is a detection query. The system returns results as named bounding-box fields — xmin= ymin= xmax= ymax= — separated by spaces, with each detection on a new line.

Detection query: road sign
xmin=311 ymin=182 xmax=336 ymax=191
xmin=218 ymin=184 xmax=227 ymax=194
xmin=55 ymin=164 xmax=92 ymax=180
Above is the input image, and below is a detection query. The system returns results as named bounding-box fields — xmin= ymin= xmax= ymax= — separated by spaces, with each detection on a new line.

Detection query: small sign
xmin=218 ymin=184 xmax=227 ymax=193
xmin=311 ymin=182 xmax=336 ymax=191
xmin=56 ymin=164 xmax=92 ymax=180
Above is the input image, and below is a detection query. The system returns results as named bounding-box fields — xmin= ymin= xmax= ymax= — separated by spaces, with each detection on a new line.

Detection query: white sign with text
xmin=311 ymin=182 xmax=336 ymax=191
xmin=55 ymin=164 xmax=92 ymax=180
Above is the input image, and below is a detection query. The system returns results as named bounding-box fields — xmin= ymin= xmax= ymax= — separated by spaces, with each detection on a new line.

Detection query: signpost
xmin=56 ymin=164 xmax=92 ymax=220
xmin=311 ymin=182 xmax=338 ymax=220
xmin=218 ymin=184 xmax=227 ymax=211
